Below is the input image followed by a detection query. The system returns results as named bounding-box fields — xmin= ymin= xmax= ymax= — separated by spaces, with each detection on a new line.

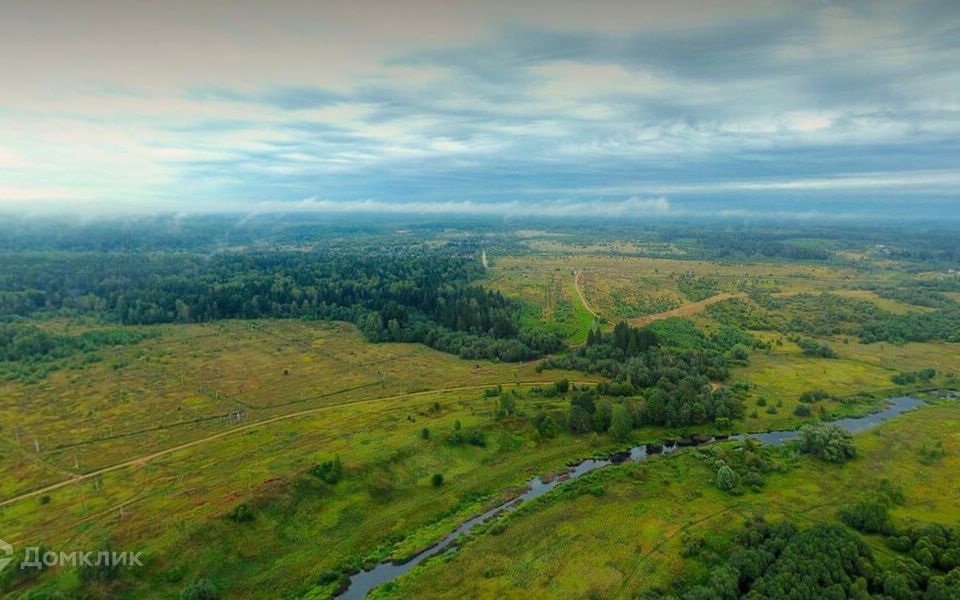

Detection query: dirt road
xmin=0 ymin=380 xmax=595 ymax=508
xmin=627 ymin=292 xmax=744 ymax=327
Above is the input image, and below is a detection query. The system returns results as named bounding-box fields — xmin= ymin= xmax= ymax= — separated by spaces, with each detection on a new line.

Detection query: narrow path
xmin=627 ymin=292 xmax=745 ymax=327
xmin=573 ymin=270 xmax=600 ymax=319
xmin=0 ymin=380 xmax=596 ymax=509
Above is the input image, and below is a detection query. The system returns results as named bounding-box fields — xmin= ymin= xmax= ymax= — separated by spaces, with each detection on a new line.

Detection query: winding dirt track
xmin=627 ymin=292 xmax=746 ymax=327
xmin=573 ymin=270 xmax=599 ymax=319
xmin=0 ymin=380 xmax=595 ymax=509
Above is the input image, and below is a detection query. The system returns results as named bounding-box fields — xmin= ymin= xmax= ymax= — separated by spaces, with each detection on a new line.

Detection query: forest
xmin=0 ymin=250 xmax=563 ymax=364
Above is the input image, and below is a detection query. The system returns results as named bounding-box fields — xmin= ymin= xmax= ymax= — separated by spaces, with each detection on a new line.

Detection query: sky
xmin=0 ymin=0 xmax=958 ymax=219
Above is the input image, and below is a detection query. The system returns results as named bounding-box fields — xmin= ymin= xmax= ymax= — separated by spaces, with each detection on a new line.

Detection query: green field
xmin=1 ymin=220 xmax=958 ymax=599
xmin=373 ymin=400 xmax=960 ymax=599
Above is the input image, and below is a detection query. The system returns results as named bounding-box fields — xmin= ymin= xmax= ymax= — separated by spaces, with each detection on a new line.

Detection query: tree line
xmin=0 ymin=250 xmax=563 ymax=363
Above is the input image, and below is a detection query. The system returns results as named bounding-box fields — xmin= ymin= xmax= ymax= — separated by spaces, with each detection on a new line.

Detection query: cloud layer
xmin=0 ymin=0 xmax=958 ymax=218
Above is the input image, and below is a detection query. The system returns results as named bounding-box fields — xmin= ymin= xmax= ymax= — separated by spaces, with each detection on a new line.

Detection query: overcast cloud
xmin=0 ymin=0 xmax=958 ymax=218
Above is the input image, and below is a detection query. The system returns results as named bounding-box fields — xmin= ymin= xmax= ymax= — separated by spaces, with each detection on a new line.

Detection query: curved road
xmin=0 ymin=380 xmax=596 ymax=509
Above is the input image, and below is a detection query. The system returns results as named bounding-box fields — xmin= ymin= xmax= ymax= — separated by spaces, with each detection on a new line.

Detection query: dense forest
xmin=0 ymin=250 xmax=562 ymax=363
xmin=542 ymin=319 xmax=758 ymax=427
xmin=662 ymin=511 xmax=960 ymax=600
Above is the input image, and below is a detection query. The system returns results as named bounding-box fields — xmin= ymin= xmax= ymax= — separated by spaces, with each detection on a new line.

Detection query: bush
xmin=316 ymin=570 xmax=340 ymax=585
xmin=798 ymin=338 xmax=838 ymax=358
xmin=715 ymin=464 xmax=738 ymax=491
xmin=448 ymin=428 xmax=487 ymax=447
xmin=313 ymin=455 xmax=343 ymax=484
xmin=180 ymin=578 xmax=219 ymax=600
xmin=793 ymin=404 xmax=812 ymax=417
xmin=431 ymin=473 xmax=444 ymax=487
xmin=421 ymin=427 xmax=430 ymax=440
xmin=799 ymin=423 xmax=857 ymax=463
xmin=799 ymin=390 xmax=829 ymax=403
xmin=227 ymin=503 xmax=254 ymax=523
xmin=839 ymin=495 xmax=894 ymax=534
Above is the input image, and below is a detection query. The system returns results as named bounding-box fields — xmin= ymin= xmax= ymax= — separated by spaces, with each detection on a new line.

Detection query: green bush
xmin=839 ymin=495 xmax=894 ymax=534
xmin=799 ymin=423 xmax=857 ymax=463
xmin=227 ymin=503 xmax=254 ymax=523
xmin=313 ymin=455 xmax=343 ymax=484
xmin=180 ymin=578 xmax=219 ymax=600
xmin=715 ymin=464 xmax=738 ymax=491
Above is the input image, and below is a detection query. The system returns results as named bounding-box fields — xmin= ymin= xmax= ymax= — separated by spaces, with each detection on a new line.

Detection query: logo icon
xmin=0 ymin=538 xmax=13 ymax=573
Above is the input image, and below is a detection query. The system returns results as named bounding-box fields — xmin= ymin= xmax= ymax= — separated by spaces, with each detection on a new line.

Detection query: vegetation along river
xmin=338 ymin=395 xmax=927 ymax=599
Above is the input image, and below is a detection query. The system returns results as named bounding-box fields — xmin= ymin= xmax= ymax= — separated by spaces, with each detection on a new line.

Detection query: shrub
xmin=448 ymin=428 xmax=487 ymax=447
xmin=180 ymin=578 xmax=219 ymax=600
xmin=799 ymin=338 xmax=838 ymax=358
xmin=839 ymin=495 xmax=893 ymax=534
xmin=799 ymin=390 xmax=829 ymax=403
xmin=421 ymin=427 xmax=430 ymax=440
xmin=313 ymin=455 xmax=343 ymax=484
xmin=681 ymin=535 xmax=705 ymax=558
xmin=316 ymin=571 xmax=340 ymax=585
xmin=227 ymin=503 xmax=254 ymax=523
xmin=715 ymin=464 xmax=738 ymax=491
xmin=793 ymin=404 xmax=812 ymax=417
xmin=799 ymin=423 xmax=857 ymax=463
xmin=431 ymin=473 xmax=444 ymax=487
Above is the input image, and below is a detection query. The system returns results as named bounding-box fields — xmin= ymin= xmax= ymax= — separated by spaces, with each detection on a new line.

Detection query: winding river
xmin=337 ymin=395 xmax=927 ymax=599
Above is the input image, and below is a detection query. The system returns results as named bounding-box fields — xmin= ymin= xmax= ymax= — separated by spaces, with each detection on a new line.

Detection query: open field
xmin=375 ymin=400 xmax=960 ymax=599
xmin=0 ymin=319 xmax=610 ymax=598
xmin=2 ymin=224 xmax=958 ymax=599
xmin=487 ymin=253 xmax=888 ymax=328
xmin=731 ymin=336 xmax=959 ymax=431
xmin=0 ymin=320 xmax=595 ymax=500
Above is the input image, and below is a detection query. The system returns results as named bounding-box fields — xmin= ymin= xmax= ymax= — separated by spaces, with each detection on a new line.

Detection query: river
xmin=337 ymin=395 xmax=927 ymax=599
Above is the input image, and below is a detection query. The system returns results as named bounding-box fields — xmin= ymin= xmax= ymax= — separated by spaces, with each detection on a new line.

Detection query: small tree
xmin=421 ymin=427 xmax=430 ymax=440
xmin=610 ymin=405 xmax=632 ymax=442
xmin=715 ymin=464 xmax=738 ymax=491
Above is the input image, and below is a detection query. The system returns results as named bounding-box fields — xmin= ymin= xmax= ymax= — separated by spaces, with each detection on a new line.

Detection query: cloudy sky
xmin=1 ymin=0 xmax=958 ymax=218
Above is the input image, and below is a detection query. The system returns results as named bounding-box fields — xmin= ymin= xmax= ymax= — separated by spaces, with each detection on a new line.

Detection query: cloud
xmin=248 ymin=196 xmax=671 ymax=218
xmin=0 ymin=0 xmax=959 ymax=219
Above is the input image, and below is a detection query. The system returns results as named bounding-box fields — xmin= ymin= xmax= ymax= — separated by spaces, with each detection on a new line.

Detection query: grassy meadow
xmin=2 ymin=230 xmax=958 ymax=599
xmin=373 ymin=400 xmax=960 ymax=600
